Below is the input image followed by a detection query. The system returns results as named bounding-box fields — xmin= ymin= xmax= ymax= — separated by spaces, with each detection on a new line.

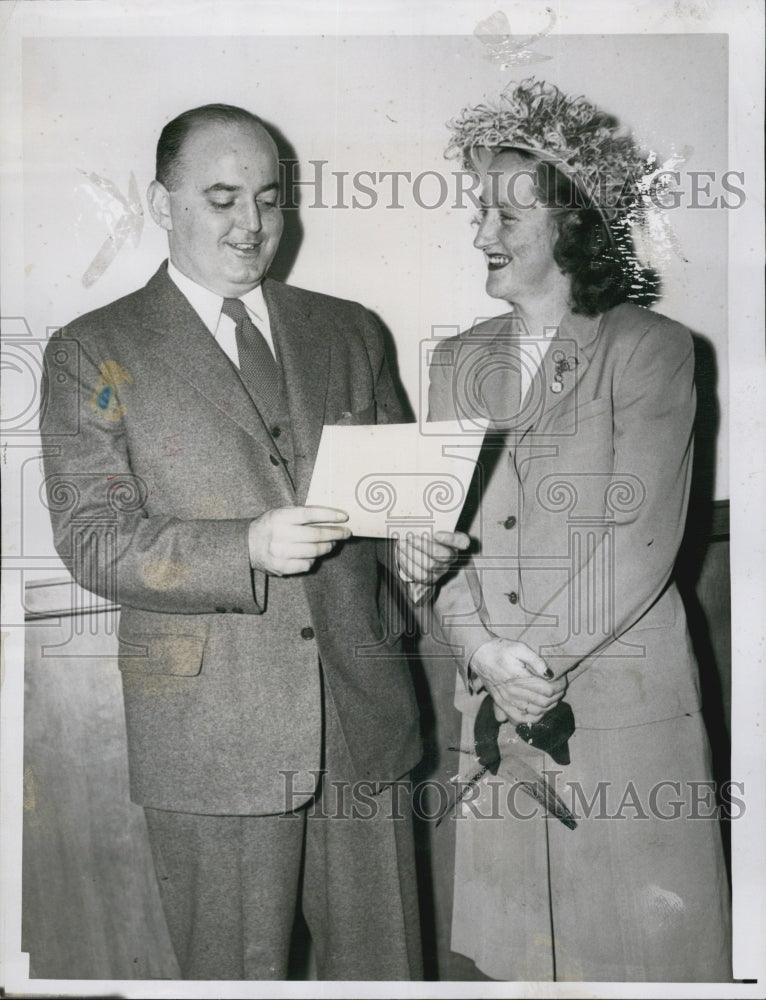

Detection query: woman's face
xmin=473 ymin=151 xmax=564 ymax=307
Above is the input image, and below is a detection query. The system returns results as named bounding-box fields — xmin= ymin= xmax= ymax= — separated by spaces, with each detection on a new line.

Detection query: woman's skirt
xmin=450 ymin=705 xmax=732 ymax=982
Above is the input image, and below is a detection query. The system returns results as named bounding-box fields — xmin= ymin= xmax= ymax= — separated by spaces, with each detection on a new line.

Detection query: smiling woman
xmin=425 ymin=78 xmax=732 ymax=983
xmin=472 ymin=152 xmax=570 ymax=322
xmin=147 ymin=105 xmax=284 ymax=297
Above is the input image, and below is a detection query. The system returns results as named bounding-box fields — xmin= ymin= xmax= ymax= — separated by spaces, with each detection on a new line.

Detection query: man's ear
xmin=147 ymin=179 xmax=173 ymax=231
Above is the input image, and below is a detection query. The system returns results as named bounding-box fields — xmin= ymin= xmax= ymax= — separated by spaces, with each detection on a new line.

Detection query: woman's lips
xmin=487 ymin=253 xmax=511 ymax=271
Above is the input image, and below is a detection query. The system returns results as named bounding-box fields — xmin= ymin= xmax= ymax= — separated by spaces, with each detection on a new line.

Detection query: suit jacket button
xmin=503 ymin=515 xmax=517 ymax=529
xmin=300 ymin=626 xmax=315 ymax=640
xmin=269 ymin=454 xmax=280 ymax=466
xmin=271 ymin=426 xmax=281 ymax=438
xmin=506 ymin=591 xmax=518 ymax=605
xmin=215 ymin=605 xmax=227 ymax=613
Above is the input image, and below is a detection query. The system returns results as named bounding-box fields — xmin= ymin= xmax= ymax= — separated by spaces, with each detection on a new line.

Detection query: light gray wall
xmin=19 ymin=36 xmax=729 ymax=586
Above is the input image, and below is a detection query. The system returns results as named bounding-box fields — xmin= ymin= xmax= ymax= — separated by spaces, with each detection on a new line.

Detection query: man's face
xmin=152 ymin=120 xmax=283 ymax=297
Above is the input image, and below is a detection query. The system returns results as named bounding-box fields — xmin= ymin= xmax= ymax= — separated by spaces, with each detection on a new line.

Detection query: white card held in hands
xmin=305 ymin=419 xmax=488 ymax=538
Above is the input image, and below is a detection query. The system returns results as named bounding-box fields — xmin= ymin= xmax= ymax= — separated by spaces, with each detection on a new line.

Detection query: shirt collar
xmin=166 ymin=260 xmax=269 ymax=333
xmin=238 ymin=283 xmax=268 ymax=329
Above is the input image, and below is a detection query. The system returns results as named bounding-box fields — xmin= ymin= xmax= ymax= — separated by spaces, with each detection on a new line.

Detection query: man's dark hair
xmin=156 ymin=104 xmax=266 ymax=190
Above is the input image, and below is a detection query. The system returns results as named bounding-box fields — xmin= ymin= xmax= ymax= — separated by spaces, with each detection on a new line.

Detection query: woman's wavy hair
xmin=477 ymin=148 xmax=660 ymax=316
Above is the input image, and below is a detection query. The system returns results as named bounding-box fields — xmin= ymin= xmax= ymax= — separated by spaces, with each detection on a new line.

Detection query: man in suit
xmin=40 ymin=104 xmax=462 ymax=981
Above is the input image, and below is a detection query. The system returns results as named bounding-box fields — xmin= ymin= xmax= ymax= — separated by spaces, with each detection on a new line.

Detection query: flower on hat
xmin=446 ymin=78 xmax=656 ymax=217
xmin=446 ymin=77 xmax=685 ymax=273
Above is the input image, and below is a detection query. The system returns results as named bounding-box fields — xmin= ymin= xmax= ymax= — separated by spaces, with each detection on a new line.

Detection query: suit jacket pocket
xmin=332 ymin=403 xmax=376 ymax=425
xmin=118 ymin=632 xmax=206 ymax=676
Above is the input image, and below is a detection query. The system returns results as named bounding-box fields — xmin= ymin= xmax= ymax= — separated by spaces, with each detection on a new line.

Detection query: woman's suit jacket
xmin=428 ymin=301 xmax=700 ymax=728
xmin=40 ymin=263 xmax=421 ymax=815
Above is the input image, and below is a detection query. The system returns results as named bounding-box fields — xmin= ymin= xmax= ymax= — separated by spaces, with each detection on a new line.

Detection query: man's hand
xmin=248 ymin=506 xmax=351 ymax=576
xmin=469 ymin=637 xmax=566 ymax=726
xmin=395 ymin=530 xmax=471 ymax=586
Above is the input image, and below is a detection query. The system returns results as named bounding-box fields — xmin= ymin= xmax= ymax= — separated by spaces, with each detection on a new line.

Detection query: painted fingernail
xmin=544 ymin=667 xmax=554 ymax=679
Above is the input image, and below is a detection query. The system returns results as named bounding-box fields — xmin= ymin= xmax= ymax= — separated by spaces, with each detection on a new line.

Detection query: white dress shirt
xmin=167 ymin=260 xmax=276 ymax=367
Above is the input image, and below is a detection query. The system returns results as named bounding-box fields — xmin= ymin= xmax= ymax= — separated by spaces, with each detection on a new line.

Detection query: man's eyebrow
xmin=203 ymin=183 xmax=240 ymax=194
xmin=203 ymin=182 xmax=280 ymax=195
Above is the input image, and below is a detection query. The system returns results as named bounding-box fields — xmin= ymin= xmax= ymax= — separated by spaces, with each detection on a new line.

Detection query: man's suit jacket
xmin=41 ymin=263 xmax=421 ymax=814
xmin=428 ymin=302 xmax=701 ymax=729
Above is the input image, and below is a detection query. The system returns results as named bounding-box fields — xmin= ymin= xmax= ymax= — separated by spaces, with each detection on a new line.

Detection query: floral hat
xmin=446 ymin=78 xmax=683 ymax=270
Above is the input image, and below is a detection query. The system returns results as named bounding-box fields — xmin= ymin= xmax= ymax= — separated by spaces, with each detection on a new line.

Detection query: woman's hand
xmin=469 ymin=637 xmax=567 ymax=725
xmin=395 ymin=530 xmax=471 ymax=586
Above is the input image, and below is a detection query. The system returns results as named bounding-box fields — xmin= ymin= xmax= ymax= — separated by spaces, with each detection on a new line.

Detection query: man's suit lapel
xmin=263 ymin=279 xmax=330 ymax=504
xmin=139 ymin=265 xmax=294 ymax=492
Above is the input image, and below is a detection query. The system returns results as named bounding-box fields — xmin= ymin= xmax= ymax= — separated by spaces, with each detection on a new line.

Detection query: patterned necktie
xmin=220 ymin=297 xmax=283 ymax=416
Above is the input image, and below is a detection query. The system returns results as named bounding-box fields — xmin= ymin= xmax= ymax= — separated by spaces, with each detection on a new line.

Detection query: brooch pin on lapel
xmin=550 ymin=350 xmax=578 ymax=394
